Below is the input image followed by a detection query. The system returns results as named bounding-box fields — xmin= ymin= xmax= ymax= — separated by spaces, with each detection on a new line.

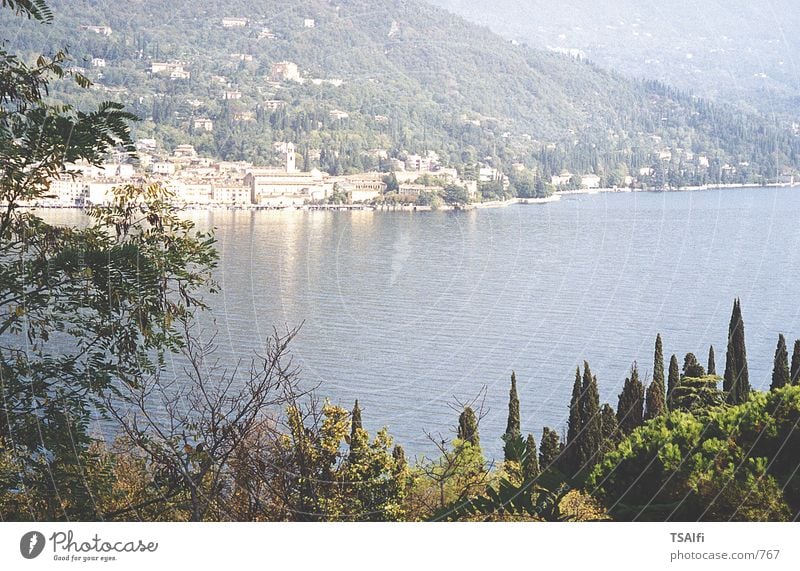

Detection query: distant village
xmin=37 ymin=141 xmax=498 ymax=209
xmin=35 ymin=137 xmax=790 ymax=210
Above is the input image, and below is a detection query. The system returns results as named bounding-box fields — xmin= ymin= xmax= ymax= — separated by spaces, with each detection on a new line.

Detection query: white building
xmin=193 ymin=117 xmax=213 ymax=132
xmin=151 ymin=162 xmax=176 ymax=175
xmin=244 ymin=144 xmax=325 ymax=205
xmin=304 ymin=18 xmax=316 ymax=28
xmin=329 ymin=109 xmax=349 ymax=121
xmin=405 ymin=151 xmax=440 ymax=172
xmin=49 ymin=178 xmax=87 ymax=206
xmin=222 ymin=17 xmax=248 ymax=28
xmin=213 ymin=185 xmax=251 ymax=205
xmin=330 ymin=173 xmax=386 ymax=202
xmin=551 ymin=171 xmax=573 ymax=186
xmin=270 ymin=61 xmax=301 ymax=82
xmin=150 ymin=62 xmax=189 ymax=79
xmin=167 ymin=182 xmax=213 ymax=205
xmin=174 ymin=144 xmax=197 ymax=158
xmin=479 ymin=167 xmax=501 ymax=183
xmin=581 ymin=174 xmax=601 ymax=188
xmin=83 ymin=25 xmax=112 ymax=36
xmin=87 ymin=182 xmax=118 ymax=205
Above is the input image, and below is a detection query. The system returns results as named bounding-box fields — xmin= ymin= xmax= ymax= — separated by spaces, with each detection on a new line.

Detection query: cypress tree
xmin=578 ymin=364 xmax=602 ymax=472
xmin=667 ymin=354 xmax=680 ymax=409
xmin=523 ymin=433 xmax=540 ymax=482
xmin=539 ymin=427 xmax=561 ymax=471
xmin=792 ymin=339 xmax=800 ymax=386
xmin=503 ymin=371 xmax=521 ymax=462
xmin=565 ymin=366 xmax=583 ymax=473
xmin=392 ymin=445 xmax=407 ymax=471
xmin=724 ymin=298 xmax=750 ymax=404
xmin=707 ymin=345 xmax=716 ymax=375
xmin=599 ymin=403 xmax=620 ymax=454
xmin=616 ymin=363 xmax=644 ymax=435
xmin=644 ymin=376 xmax=666 ymax=421
xmin=351 ymin=399 xmax=362 ymax=440
xmin=653 ymin=333 xmax=664 ymax=388
xmin=647 ymin=335 xmax=666 ymax=420
xmin=457 ymin=406 xmax=480 ymax=448
xmin=770 ymin=334 xmax=791 ymax=390
xmin=349 ymin=400 xmax=366 ymax=463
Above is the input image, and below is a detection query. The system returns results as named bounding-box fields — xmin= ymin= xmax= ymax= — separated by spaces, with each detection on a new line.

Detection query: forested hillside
xmin=2 ymin=0 xmax=798 ymax=183
xmin=431 ymin=0 xmax=800 ymax=115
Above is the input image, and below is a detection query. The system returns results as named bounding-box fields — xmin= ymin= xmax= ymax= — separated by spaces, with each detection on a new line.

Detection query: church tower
xmin=286 ymin=142 xmax=296 ymax=173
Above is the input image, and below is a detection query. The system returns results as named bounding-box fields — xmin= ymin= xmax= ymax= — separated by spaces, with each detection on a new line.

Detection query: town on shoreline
xmin=22 ymin=139 xmax=797 ymax=212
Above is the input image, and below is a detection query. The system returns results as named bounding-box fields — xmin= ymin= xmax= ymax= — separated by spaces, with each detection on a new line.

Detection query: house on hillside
xmin=329 ymin=109 xmax=349 ymax=121
xmin=193 ymin=118 xmax=213 ymax=132
xmin=82 ymin=25 xmax=112 ymax=36
xmin=271 ymin=61 xmax=301 ymax=82
xmin=222 ymin=17 xmax=248 ymax=28
xmin=262 ymin=100 xmax=286 ymax=111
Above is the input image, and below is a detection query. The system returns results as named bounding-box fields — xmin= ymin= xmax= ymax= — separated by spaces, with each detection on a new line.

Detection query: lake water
xmin=45 ymin=187 xmax=800 ymax=460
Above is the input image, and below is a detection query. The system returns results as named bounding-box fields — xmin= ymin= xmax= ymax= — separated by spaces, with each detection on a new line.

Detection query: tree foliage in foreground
xmin=0 ymin=1 xmax=218 ymax=520
xmin=589 ymin=385 xmax=800 ymax=521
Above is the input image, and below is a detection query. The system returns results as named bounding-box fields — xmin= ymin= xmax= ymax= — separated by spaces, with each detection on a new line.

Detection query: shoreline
xmin=21 ymin=182 xmax=795 ymax=213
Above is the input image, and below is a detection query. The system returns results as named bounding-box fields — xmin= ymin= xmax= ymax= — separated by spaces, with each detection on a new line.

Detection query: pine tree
xmin=707 ymin=345 xmax=717 ymax=375
xmin=682 ymin=353 xmax=706 ymax=378
xmin=458 ymin=406 xmax=480 ymax=448
xmin=599 ymin=403 xmax=620 ymax=454
xmin=724 ymin=298 xmax=751 ymax=404
xmin=770 ymin=334 xmax=791 ymax=390
xmin=792 ymin=339 xmax=800 ymax=386
xmin=616 ymin=363 xmax=644 ymax=435
xmin=539 ymin=427 xmax=561 ymax=471
xmin=503 ymin=371 xmax=522 ymax=462
xmin=667 ymin=354 xmax=680 ymax=409
xmin=523 ymin=433 xmax=540 ymax=482
xmin=578 ymin=363 xmax=602 ymax=472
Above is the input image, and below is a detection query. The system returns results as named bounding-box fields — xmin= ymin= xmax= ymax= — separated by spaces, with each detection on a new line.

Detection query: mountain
xmin=430 ymin=0 xmax=800 ymax=114
xmin=2 ymin=0 xmax=798 ymax=184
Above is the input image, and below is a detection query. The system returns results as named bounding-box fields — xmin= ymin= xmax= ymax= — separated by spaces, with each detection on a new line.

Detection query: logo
xmin=20 ymin=531 xmax=46 ymax=559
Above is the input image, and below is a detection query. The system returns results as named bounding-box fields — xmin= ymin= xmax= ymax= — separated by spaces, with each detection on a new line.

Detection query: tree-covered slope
xmin=2 ymin=0 xmax=798 ymax=181
xmin=431 ymin=0 xmax=800 ymax=115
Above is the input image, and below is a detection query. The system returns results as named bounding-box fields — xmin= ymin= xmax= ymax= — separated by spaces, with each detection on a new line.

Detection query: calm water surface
xmin=50 ymin=187 xmax=800 ymax=459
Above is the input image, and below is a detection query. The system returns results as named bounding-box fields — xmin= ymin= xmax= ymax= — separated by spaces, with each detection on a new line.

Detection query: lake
xmin=46 ymin=187 xmax=800 ymax=460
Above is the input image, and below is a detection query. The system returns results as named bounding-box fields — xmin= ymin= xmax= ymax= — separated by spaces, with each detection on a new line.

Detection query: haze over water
xmin=55 ymin=186 xmax=800 ymax=459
